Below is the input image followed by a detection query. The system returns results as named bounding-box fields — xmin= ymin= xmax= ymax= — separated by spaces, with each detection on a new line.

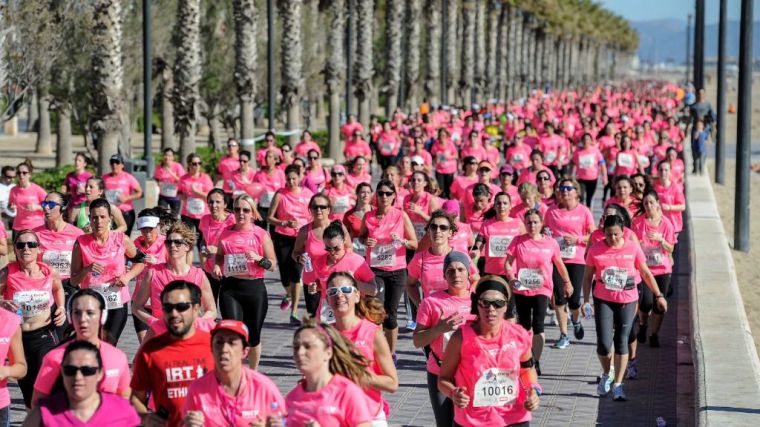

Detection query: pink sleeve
xmin=634 ymin=245 xmax=646 ymax=267
xmin=0 ymin=222 xmax=6 ymax=240
xmin=342 ymin=387 xmax=373 ymax=425
xmin=182 ymin=386 xmax=202 ymax=413
xmin=506 ymin=236 xmax=518 ymax=258
xmin=8 ymin=188 xmax=15 ymax=207
xmin=116 ymin=353 xmax=131 ymax=393
xmin=407 ymin=254 xmax=422 ymax=280
xmin=33 ymin=354 xmax=60 ymax=394
xmin=354 ymin=262 xmax=375 ymax=285
xmin=415 ymin=298 xmax=434 ymax=328
xmin=664 ymin=221 xmax=676 ymax=245
xmin=129 ymin=174 xmax=141 ymax=192
xmin=36 ymin=185 xmax=47 ymax=201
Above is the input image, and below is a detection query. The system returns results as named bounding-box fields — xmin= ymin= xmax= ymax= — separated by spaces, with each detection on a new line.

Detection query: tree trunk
xmin=403 ymin=0 xmax=421 ymax=112
xmin=279 ymin=0 xmax=302 ymax=146
xmin=35 ymin=86 xmax=52 ymax=155
xmin=55 ymin=102 xmax=72 ymax=167
xmin=459 ymin=1 xmax=475 ymax=106
xmin=26 ymin=90 xmax=38 ymax=133
xmin=208 ymin=104 xmax=224 ymax=152
xmin=233 ymin=0 xmax=257 ymax=144
xmin=384 ymin=0 xmax=403 ymax=116
xmin=173 ymin=0 xmax=201 ymax=162
xmin=473 ymin=0 xmax=486 ymax=104
xmin=484 ymin=1 xmax=498 ymax=101
xmin=423 ymin=0 xmax=440 ymax=106
xmin=444 ymin=0 xmax=457 ymax=105
xmin=354 ymin=0 xmax=373 ymax=127
xmin=495 ymin=3 xmax=508 ymax=101
xmin=325 ymin=0 xmax=344 ymax=160
xmin=160 ymin=67 xmax=175 ymax=151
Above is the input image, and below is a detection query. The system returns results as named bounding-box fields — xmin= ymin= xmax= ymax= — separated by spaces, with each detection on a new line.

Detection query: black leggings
xmin=122 ymin=209 xmax=136 ymax=237
xmin=104 ymin=304 xmax=129 ymax=345
xmin=435 ymin=172 xmax=455 ymax=198
xmin=514 ymin=294 xmax=549 ymax=335
xmin=133 ymin=306 xmax=151 ymax=334
xmin=220 ymin=277 xmax=268 ymax=347
xmin=374 ymin=268 xmax=408 ymax=330
xmin=205 ymin=270 xmax=222 ymax=307
xmin=305 ymin=290 xmax=320 ymax=317
xmin=19 ymin=324 xmax=60 ymax=408
xmin=594 ymin=299 xmax=637 ymax=356
xmin=427 ymin=372 xmax=454 ymax=427
xmin=639 ymin=274 xmax=672 ymax=315
xmin=552 ymin=263 xmax=585 ymax=310
xmin=272 ymin=232 xmax=301 ymax=286
xmin=578 ymin=178 xmax=598 ymax=207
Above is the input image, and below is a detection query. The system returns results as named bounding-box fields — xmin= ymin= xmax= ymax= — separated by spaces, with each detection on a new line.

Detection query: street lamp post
xmin=716 ymin=0 xmax=727 ymax=185
xmin=686 ymin=14 xmax=691 ymax=85
xmin=267 ymin=0 xmax=275 ymax=131
xmin=734 ymin=0 xmax=753 ymax=252
xmin=346 ymin=0 xmax=353 ymax=117
xmin=143 ymin=0 xmax=153 ymax=177
xmin=693 ymin=0 xmax=704 ymax=90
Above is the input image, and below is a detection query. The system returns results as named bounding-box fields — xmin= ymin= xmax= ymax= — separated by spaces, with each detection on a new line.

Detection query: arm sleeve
xmin=116 ymin=353 xmax=131 ymax=393
xmin=407 ymin=253 xmax=422 ymax=280
xmin=354 ymin=262 xmax=375 ymax=285
xmin=32 ymin=354 xmax=59 ymax=394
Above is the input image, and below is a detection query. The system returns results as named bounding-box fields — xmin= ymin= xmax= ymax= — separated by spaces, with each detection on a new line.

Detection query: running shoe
xmin=406 ymin=320 xmax=417 ymax=331
xmin=597 ymin=373 xmax=612 ymax=396
xmin=637 ymin=323 xmax=648 ymax=343
xmin=547 ymin=309 xmax=557 ymax=326
xmin=554 ymin=333 xmax=570 ymax=349
xmin=280 ymin=296 xmax=291 ymax=311
xmin=626 ymin=359 xmax=639 ymax=380
xmin=612 ymin=383 xmax=627 ymax=401
xmin=289 ymin=315 xmax=301 ymax=326
xmin=649 ymin=333 xmax=660 ymax=348
xmin=573 ymin=320 xmax=585 ymax=340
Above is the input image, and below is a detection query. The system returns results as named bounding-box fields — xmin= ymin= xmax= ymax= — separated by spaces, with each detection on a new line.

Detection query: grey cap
xmin=443 ymin=251 xmax=471 ymax=275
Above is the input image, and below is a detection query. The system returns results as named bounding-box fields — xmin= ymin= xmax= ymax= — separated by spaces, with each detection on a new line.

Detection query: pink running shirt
xmin=102 ymin=172 xmax=141 ymax=212
xmin=415 ymin=290 xmax=475 ymax=375
xmin=0 ymin=309 xmax=20 ymax=407
xmin=34 ymin=340 xmax=130 ymax=395
xmin=505 ymin=235 xmax=560 ymax=298
xmin=480 ymin=217 xmax=523 ymax=275
xmin=285 ymin=374 xmax=373 ymax=427
xmin=585 ymin=239 xmax=646 ymax=304
xmin=34 ymin=223 xmax=84 ymax=280
xmin=542 ymin=204 xmax=595 ymax=265
xmin=9 ymin=183 xmax=47 ymax=230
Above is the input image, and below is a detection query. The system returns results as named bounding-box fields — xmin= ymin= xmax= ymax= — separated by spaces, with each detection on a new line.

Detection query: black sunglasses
xmin=165 ymin=239 xmax=188 ymax=247
xmin=428 ymin=223 xmax=450 ymax=232
xmin=191 ymin=162 xmax=202 ymax=166
xmin=162 ymin=302 xmax=194 ymax=313
xmin=478 ymin=168 xmax=492 ymax=174
xmin=62 ymin=365 xmax=100 ymax=377
xmin=478 ymin=298 xmax=508 ymax=309
xmin=311 ymin=204 xmax=330 ymax=211
xmin=109 ymin=160 xmax=122 ymax=165
xmin=324 ymin=245 xmax=342 ymax=253
xmin=377 ymin=191 xmax=395 ymax=197
xmin=15 ymin=241 xmax=39 ymax=250
xmin=536 ymin=176 xmax=551 ymax=181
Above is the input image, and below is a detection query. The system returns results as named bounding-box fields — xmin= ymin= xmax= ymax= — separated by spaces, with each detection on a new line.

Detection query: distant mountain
xmin=631 ymin=19 xmax=760 ymax=64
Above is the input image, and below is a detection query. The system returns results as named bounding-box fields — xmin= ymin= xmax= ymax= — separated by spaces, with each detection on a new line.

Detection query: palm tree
xmin=353 ymin=0 xmax=373 ymax=127
xmin=91 ymin=0 xmax=125 ymax=174
xmin=279 ymin=0 xmax=303 ymax=145
xmin=325 ymin=0 xmax=344 ymax=160
xmin=423 ymin=0 xmax=440 ymax=105
xmin=156 ymin=59 xmax=175 ymax=151
xmin=484 ymin=1 xmax=499 ymax=101
xmin=232 ymin=0 xmax=256 ymax=144
xmin=172 ymin=0 xmax=201 ymax=162
xmin=444 ymin=0 xmax=457 ymax=105
xmin=404 ymin=0 xmax=422 ymax=112
xmin=459 ymin=0 xmax=475 ymax=106
xmin=473 ymin=0 xmax=486 ymax=103
xmin=384 ymin=0 xmax=403 ymax=116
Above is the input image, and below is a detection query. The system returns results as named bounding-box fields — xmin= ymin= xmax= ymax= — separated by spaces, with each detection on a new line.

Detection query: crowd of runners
xmin=0 ymin=80 xmax=690 ymax=426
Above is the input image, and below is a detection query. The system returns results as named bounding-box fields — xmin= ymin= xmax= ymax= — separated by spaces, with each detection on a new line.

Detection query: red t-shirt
xmin=131 ymin=331 xmax=214 ymax=427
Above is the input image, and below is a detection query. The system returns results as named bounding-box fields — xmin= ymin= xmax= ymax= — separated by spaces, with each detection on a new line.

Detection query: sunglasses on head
xmin=62 ymin=365 xmax=100 ymax=377
xmin=326 ymin=286 xmax=356 ymax=297
xmin=478 ymin=298 xmax=508 ymax=309
xmin=15 ymin=241 xmax=39 ymax=250
xmin=428 ymin=223 xmax=450 ymax=232
xmin=311 ymin=204 xmax=330 ymax=211
xmin=41 ymin=201 xmax=61 ymax=210
xmin=162 ymin=302 xmax=194 ymax=313
xmin=165 ymin=239 xmax=187 ymax=247
xmin=377 ymin=191 xmax=395 ymax=197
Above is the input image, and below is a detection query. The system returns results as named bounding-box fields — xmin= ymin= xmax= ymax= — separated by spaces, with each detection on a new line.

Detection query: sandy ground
xmin=705 ymin=72 xmax=760 ymax=354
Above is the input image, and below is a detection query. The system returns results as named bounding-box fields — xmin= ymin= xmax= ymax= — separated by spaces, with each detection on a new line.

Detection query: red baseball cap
xmin=211 ymin=320 xmax=249 ymax=342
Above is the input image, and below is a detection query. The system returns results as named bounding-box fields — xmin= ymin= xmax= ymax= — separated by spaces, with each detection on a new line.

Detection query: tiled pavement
xmin=6 ymin=201 xmax=690 ymax=426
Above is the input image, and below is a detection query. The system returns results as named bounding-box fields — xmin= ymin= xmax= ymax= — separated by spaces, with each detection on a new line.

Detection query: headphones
xmin=66 ymin=289 xmax=108 ymax=326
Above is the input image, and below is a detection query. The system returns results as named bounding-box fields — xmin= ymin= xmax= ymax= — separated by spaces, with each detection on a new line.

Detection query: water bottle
xmin=583 ymin=302 xmax=593 ymax=320
xmin=656 ymin=416 xmax=667 ymax=427
xmin=271 ymin=402 xmax=286 ymax=426
xmin=302 ymin=254 xmax=313 ymax=273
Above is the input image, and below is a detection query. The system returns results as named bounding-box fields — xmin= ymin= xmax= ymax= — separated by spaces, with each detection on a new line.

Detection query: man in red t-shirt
xmin=130 ymin=281 xmax=214 ymax=427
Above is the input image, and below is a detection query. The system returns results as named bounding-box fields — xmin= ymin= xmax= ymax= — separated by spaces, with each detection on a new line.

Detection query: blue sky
xmin=598 ymin=0 xmax=759 ymax=24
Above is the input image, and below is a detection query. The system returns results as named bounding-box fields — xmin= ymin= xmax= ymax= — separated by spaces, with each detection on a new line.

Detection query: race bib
xmin=227 ymin=180 xmax=236 ymax=191
xmin=644 ymin=246 xmax=665 ymax=267
xmin=638 ymin=155 xmax=651 ymax=168
xmin=556 ymin=237 xmax=577 ymax=259
xmin=224 ymin=253 xmax=250 ymax=277
xmin=545 ymin=151 xmax=557 ymax=163
xmin=352 ymin=240 xmax=367 ymax=257
xmin=436 ymin=152 xmax=447 ymax=163
xmin=90 ymin=284 xmax=123 ymax=310
xmin=617 ymin=153 xmax=634 ymax=168
xmin=516 ymin=268 xmax=544 ymax=290
xmin=333 ymin=196 xmax=350 ymax=214
xmin=579 ymin=154 xmax=595 ymax=169
xmin=13 ymin=290 xmax=50 ymax=318
xmin=511 ymin=153 xmax=524 ymax=164
xmin=473 ymin=368 xmax=518 ymax=407
xmin=186 ymin=197 xmax=205 ymax=215
xmin=488 ymin=236 xmax=512 ymax=257
xmin=259 ymin=191 xmax=275 ymax=208
xmin=319 ymin=302 xmax=336 ymax=324
xmin=602 ymin=266 xmax=629 ymax=291
xmin=42 ymin=250 xmax=73 ymax=277
xmin=105 ymin=189 xmax=121 ymax=205
xmin=369 ymin=244 xmax=396 ymax=268
xmin=381 ymin=142 xmax=395 ymax=155
xmin=159 ymin=181 xmax=178 ymax=198
xmin=413 ymin=222 xmax=426 ymax=241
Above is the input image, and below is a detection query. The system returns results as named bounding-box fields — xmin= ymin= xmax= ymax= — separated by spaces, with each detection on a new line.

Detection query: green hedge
xmin=31 ymin=165 xmax=98 ymax=192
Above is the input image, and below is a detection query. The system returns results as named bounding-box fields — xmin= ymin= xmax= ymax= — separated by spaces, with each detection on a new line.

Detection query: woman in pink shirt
xmin=604 ymin=176 xmax=640 ymax=219
xmin=449 ymin=157 xmax=479 ymax=201
xmin=505 ymin=209 xmax=571 ymax=375
xmin=460 ymin=130 xmax=487 ymax=163
xmin=303 ymin=149 xmax=329 ymax=193
xmin=328 ymin=272 xmax=398 ymax=423
xmin=583 ymin=215 xmax=666 ymax=401
xmin=376 ymin=121 xmax=402 ymax=171
xmin=0 ymin=303 xmax=25 ymax=423
xmin=253 ymin=149 xmax=287 ymax=225
xmin=404 ymin=171 xmax=442 ymax=243
xmin=382 ymin=166 xmax=408 ymax=210
xmin=613 ymin=135 xmax=643 ymax=178
xmin=431 ymin=128 xmax=459 ymax=198
xmin=9 ymin=161 xmax=47 ymax=234
xmin=256 ymin=131 xmax=283 ymax=168
xmin=294 ymin=130 xmax=322 ymax=158
xmin=179 ymin=153 xmax=214 ymax=236
xmin=516 ymin=149 xmax=555 ymax=187
xmin=653 ymin=160 xmax=686 ymax=236
xmin=102 ymin=154 xmax=143 ymax=236
xmin=0 ymin=230 xmax=66 ymax=409
xmin=344 ymin=132 xmax=373 ymax=162
xmin=474 ymin=192 xmax=525 ymax=280
xmin=438 ymin=277 xmax=540 ymax=427
xmin=302 ymin=222 xmax=376 ymax=324
xmin=543 ymin=179 xmax=596 ymax=349
xmin=571 ymin=133 xmax=608 ymax=207
xmin=62 ymin=153 xmax=93 ymax=220
xmin=347 ymin=156 xmax=372 ymax=188
xmin=199 ymin=189 xmax=236 ymax=303
xmin=509 ymin=182 xmax=548 ymax=221
xmin=286 ymin=318 xmax=374 ymax=427
xmin=632 ymin=191 xmax=676 ymax=351
xmin=70 ymin=198 xmax=144 ymax=346
xmin=506 ymin=132 xmax=533 ymax=174
xmin=226 ymin=150 xmax=257 ymax=198
xmin=154 ymin=147 xmax=186 ymax=217
xmin=214 ymin=194 xmax=277 ymax=369
xmin=32 ymin=289 xmax=131 ymax=405
xmin=324 ymin=165 xmax=355 ymax=221
xmin=343 ymin=183 xmax=374 ymax=257
xmin=25 ymin=341 xmax=140 ymax=427
xmin=536 ymin=170 xmax=556 ymax=208
xmin=34 ymin=191 xmax=84 ymax=291
xmin=69 ymin=178 xmax=127 ymax=233
xmin=217 ymin=138 xmax=241 ymax=186
xmin=360 ymin=179 xmax=418 ymax=356
xmin=462 ymin=184 xmax=492 ymax=235
xmin=293 ymin=195 xmax=351 ymax=320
